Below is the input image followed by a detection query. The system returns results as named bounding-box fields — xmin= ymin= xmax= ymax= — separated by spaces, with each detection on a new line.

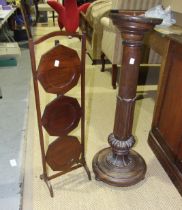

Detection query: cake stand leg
xmin=40 ymin=174 xmax=54 ymax=197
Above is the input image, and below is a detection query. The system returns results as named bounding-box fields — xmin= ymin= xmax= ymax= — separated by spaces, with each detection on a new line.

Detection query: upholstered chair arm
xmin=85 ymin=0 xmax=112 ymax=27
xmin=100 ymin=16 xmax=118 ymax=33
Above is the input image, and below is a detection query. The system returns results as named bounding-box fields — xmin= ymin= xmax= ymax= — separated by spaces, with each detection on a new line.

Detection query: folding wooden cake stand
xmin=28 ymin=31 xmax=91 ymax=197
xmin=92 ymin=10 xmax=162 ymax=187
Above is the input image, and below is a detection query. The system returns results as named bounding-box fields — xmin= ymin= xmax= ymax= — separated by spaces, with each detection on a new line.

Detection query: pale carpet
xmin=22 ymin=25 xmax=182 ymax=210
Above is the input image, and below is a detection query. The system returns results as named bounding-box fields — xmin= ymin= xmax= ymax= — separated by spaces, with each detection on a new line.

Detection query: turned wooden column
xmin=92 ymin=10 xmax=162 ymax=186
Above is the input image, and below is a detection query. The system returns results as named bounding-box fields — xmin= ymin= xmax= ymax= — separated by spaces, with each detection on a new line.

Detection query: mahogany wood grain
xmin=46 ymin=136 xmax=82 ymax=171
xmin=37 ymin=44 xmax=81 ymax=94
xmin=42 ymin=95 xmax=81 ymax=137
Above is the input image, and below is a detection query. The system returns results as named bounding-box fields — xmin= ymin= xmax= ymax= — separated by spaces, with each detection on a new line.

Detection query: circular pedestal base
xmin=92 ymin=147 xmax=146 ymax=187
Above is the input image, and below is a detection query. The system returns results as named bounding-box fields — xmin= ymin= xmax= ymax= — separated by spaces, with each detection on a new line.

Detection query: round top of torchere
xmin=109 ymin=10 xmax=162 ymax=34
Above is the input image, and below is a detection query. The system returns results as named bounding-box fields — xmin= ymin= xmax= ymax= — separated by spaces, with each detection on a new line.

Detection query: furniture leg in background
xmin=92 ymin=10 xmax=162 ymax=186
xmin=0 ymin=88 xmax=2 ymax=99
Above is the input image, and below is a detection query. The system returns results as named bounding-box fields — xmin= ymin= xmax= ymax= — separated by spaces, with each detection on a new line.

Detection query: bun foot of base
xmin=95 ymin=175 xmax=101 ymax=181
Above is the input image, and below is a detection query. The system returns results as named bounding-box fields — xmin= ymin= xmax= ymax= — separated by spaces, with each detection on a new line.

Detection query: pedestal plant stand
xmin=92 ymin=10 xmax=162 ymax=186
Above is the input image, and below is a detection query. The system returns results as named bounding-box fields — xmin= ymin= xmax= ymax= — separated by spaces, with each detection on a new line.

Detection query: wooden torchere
xmin=92 ymin=10 xmax=162 ymax=186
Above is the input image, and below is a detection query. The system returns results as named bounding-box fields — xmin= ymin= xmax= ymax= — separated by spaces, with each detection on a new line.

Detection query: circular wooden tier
xmin=37 ymin=44 xmax=81 ymax=94
xmin=46 ymin=136 xmax=82 ymax=171
xmin=42 ymin=95 xmax=81 ymax=136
